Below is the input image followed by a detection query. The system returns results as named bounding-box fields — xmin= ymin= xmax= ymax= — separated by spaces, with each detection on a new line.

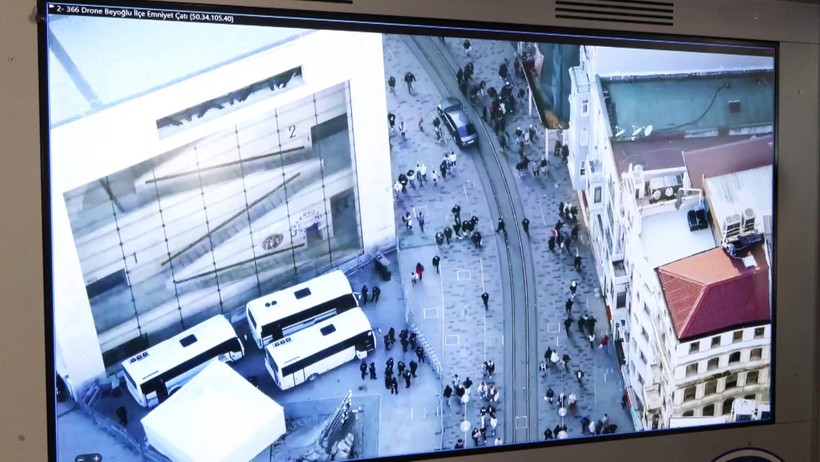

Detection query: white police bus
xmin=121 ymin=315 xmax=244 ymax=407
xmin=246 ymin=270 xmax=359 ymax=349
xmin=264 ymin=307 xmax=375 ymax=389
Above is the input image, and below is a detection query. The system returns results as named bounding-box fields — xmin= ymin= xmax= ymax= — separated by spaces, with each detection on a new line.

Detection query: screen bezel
xmin=31 ymin=1 xmax=814 ymax=462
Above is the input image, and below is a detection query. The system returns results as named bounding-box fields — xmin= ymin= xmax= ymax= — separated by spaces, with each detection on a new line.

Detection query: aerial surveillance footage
xmin=45 ymin=4 xmax=775 ymax=461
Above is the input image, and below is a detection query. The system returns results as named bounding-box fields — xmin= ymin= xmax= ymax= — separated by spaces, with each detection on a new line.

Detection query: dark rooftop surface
xmin=601 ymin=69 xmax=774 ymax=139
xmin=683 ymin=134 xmax=774 ymax=189
xmin=611 ymin=134 xmax=760 ymax=177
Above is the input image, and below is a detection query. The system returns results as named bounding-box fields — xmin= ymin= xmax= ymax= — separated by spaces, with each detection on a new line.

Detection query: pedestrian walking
xmin=444 ymin=226 xmax=453 ymax=245
xmin=548 ymin=236 xmax=556 ymax=251
xmin=472 ymin=428 xmax=480 ymax=446
xmin=569 ymin=280 xmax=577 ymax=297
xmin=621 ymin=391 xmax=629 ymax=409
xmin=545 ymin=387 xmax=555 ymax=404
xmin=435 ymin=231 xmax=445 ymax=246
xmin=439 ymin=160 xmax=448 ymax=179
xmin=563 ymin=353 xmax=571 ymax=372
xmin=404 ymin=71 xmax=416 ymax=93
xmin=397 ymin=360 xmax=406 ymax=376
xmin=406 ymin=169 xmax=416 ymax=188
xmin=571 ymin=224 xmax=579 ymax=240
xmin=564 ymin=317 xmax=572 ymax=335
xmin=574 ymin=252 xmax=582 ymax=271
xmin=463 ymin=377 xmax=473 ymax=396
xmin=388 ymin=112 xmax=396 ymax=131
xmin=431 ymin=256 xmax=441 ymax=274
xmin=481 ymin=291 xmax=489 ymax=309
xmin=369 ymin=362 xmax=377 ymax=380
xmin=587 ymin=315 xmax=597 ymax=335
xmin=360 ymin=360 xmax=368 ymax=380
xmin=578 ymin=316 xmax=586 ymax=333
xmin=403 ymin=370 xmax=412 ymax=388
xmin=418 ymin=116 xmax=424 ymax=132
xmin=452 ymin=204 xmax=462 ymax=222
xmin=415 ymin=345 xmax=425 ymax=362
xmin=471 ymin=230 xmax=483 ymax=248
xmin=484 ymin=359 xmax=496 ymax=378
xmin=391 ymin=376 xmax=399 ymax=395
xmin=383 ymin=334 xmax=391 ymax=351
xmin=588 ymin=332 xmax=596 ymax=349
xmin=409 ymin=332 xmax=417 ymax=350
xmin=521 ymin=217 xmax=530 ymax=235
xmin=490 ymin=415 xmax=498 ymax=435
xmin=455 ymin=439 xmax=465 ymax=449
xmin=539 ymin=360 xmax=547 ymax=377
xmin=452 ymin=373 xmax=460 ymax=388
xmin=463 ymin=38 xmax=472 ymax=56
xmin=388 ymin=76 xmax=396 ymax=94
xmin=411 ymin=271 xmax=418 ymax=286
xmin=418 ymin=162 xmax=427 ymax=183
xmin=371 ymin=286 xmax=381 ymax=303
xmin=443 ymin=384 xmax=453 ymax=406
xmin=496 ymin=217 xmax=506 ymax=233
xmin=478 ymin=382 xmax=487 ymax=399
xmin=565 ymin=298 xmax=573 ymax=316
xmin=601 ymin=334 xmax=610 ymax=351
xmin=456 ymin=67 xmax=464 ymax=84
xmin=544 ymin=346 xmax=553 ymax=362
xmin=361 ymin=285 xmax=368 ymax=306
xmin=400 ymin=337 xmax=409 ymax=352
xmin=409 ymin=360 xmax=418 ymax=377
xmin=550 ymin=350 xmax=559 ymax=367
xmin=399 ymin=120 xmax=407 ymax=140
xmin=543 ymin=428 xmax=553 ymax=440
xmin=576 ymin=369 xmax=585 ymax=385
xmin=453 ymin=221 xmax=463 ymax=238
xmin=431 ymin=168 xmax=440 ymax=184
xmin=415 ymin=262 xmax=425 ymax=280
xmin=116 ymin=406 xmax=128 ymax=427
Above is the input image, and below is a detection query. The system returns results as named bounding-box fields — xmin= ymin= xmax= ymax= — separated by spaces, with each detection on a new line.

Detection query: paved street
xmin=385 ymin=33 xmax=634 ymax=450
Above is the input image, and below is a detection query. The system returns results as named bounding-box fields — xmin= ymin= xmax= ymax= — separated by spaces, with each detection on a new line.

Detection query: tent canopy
xmin=142 ymin=361 xmax=286 ymax=462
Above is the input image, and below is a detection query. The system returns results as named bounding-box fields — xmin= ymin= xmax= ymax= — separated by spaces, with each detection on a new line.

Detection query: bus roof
xmin=121 ymin=315 xmax=237 ymax=382
xmin=246 ymin=270 xmax=354 ymax=324
xmin=265 ymin=308 xmax=371 ymax=364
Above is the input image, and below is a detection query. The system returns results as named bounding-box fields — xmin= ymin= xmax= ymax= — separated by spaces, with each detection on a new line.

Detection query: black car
xmin=437 ymin=97 xmax=477 ymax=147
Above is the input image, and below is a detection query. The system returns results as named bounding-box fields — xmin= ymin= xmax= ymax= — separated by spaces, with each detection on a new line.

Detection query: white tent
xmin=141 ymin=361 xmax=286 ymax=462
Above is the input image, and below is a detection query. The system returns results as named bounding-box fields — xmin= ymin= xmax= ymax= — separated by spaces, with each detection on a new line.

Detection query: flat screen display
xmin=40 ymin=1 xmax=776 ymax=461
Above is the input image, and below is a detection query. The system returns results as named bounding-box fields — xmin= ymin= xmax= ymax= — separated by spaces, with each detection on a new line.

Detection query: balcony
xmin=643 ymin=383 xmax=663 ymax=411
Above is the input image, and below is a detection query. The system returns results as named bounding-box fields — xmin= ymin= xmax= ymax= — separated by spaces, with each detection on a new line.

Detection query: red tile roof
xmin=657 ymin=243 xmax=770 ymax=341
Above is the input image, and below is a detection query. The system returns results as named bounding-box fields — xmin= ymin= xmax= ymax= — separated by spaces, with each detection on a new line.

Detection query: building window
xmin=703 ymin=404 xmax=715 ymax=416
xmin=746 ymin=370 xmax=759 ymax=385
xmin=616 ymin=291 xmax=627 ymax=309
xmin=682 ymin=410 xmax=694 ymax=417
xmin=744 ymin=394 xmax=756 ymax=400
xmin=581 ymin=127 xmax=589 ymax=147
xmin=704 ymin=380 xmax=717 ymax=395
xmin=640 ymin=351 xmax=647 ymax=364
xmin=754 ymin=327 xmax=765 ymax=339
xmin=638 ymin=374 xmax=645 ymax=386
xmin=711 ymin=336 xmax=721 ymax=348
xmin=581 ymin=99 xmax=589 ymax=115
xmin=729 ymin=352 xmax=741 ymax=364
xmin=722 ymin=399 xmax=734 ymax=415
xmin=594 ymin=186 xmax=602 ymax=203
xmin=643 ymin=303 xmax=650 ymax=316
xmin=707 ymin=358 xmax=719 ymax=371
xmin=683 ymin=387 xmax=696 ymax=402
xmin=750 ymin=348 xmax=763 ymax=360
xmin=689 ymin=342 xmax=700 ymax=354
xmin=641 ymin=328 xmax=649 ymax=342
xmin=732 ymin=331 xmax=743 ymax=343
xmin=725 ymin=374 xmax=738 ymax=390
xmin=685 ymin=363 xmax=698 ymax=377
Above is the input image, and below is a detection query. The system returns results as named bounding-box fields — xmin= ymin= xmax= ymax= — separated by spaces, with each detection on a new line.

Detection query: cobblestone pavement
xmin=383 ymin=34 xmax=507 ymax=450
xmin=440 ymin=37 xmax=634 ymax=441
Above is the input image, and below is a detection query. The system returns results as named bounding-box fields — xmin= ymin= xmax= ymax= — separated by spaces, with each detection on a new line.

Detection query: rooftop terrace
xmin=601 ymin=69 xmax=774 ymax=143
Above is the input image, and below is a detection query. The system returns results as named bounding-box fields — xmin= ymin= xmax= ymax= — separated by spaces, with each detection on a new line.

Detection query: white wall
xmin=49 ymin=29 xmax=394 ymax=391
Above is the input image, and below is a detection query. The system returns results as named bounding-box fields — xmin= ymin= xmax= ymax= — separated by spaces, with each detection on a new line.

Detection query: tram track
xmin=406 ymin=35 xmax=539 ymax=444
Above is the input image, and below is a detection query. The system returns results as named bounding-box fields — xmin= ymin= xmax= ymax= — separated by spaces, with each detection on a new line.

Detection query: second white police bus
xmin=121 ymin=315 xmax=244 ymax=407
xmin=246 ymin=270 xmax=359 ymax=349
xmin=264 ymin=307 xmax=375 ymax=389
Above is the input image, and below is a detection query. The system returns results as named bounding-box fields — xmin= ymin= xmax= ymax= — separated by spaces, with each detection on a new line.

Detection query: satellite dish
xmin=615 ymin=128 xmax=625 ymax=137
xmin=644 ymin=125 xmax=653 ymax=136
xmin=632 ymin=127 xmax=643 ymax=137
